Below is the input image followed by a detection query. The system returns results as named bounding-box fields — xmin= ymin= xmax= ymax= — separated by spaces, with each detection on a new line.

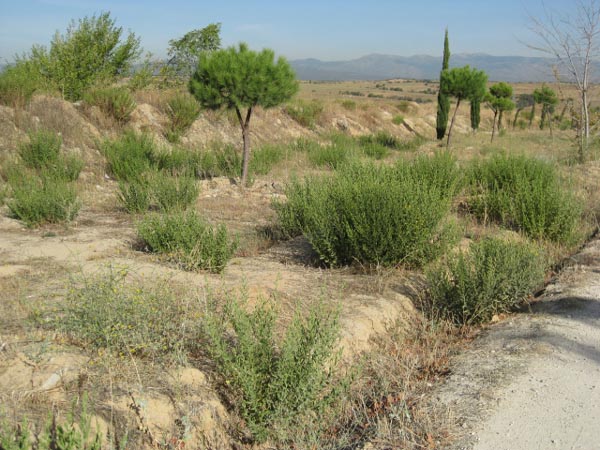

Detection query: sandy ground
xmin=437 ymin=237 xmax=600 ymax=450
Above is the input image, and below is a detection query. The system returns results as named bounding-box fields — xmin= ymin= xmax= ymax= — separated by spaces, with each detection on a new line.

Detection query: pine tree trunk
xmin=236 ymin=106 xmax=253 ymax=186
xmin=491 ymin=112 xmax=498 ymax=143
xmin=512 ymin=108 xmax=523 ymax=129
xmin=446 ymin=98 xmax=461 ymax=149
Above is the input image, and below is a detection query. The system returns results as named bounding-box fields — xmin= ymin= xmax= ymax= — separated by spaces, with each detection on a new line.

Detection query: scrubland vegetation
xmin=0 ymin=8 xmax=599 ymax=450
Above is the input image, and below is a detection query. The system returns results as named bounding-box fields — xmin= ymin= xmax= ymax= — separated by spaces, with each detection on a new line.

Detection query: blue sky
xmin=0 ymin=0 xmax=570 ymax=63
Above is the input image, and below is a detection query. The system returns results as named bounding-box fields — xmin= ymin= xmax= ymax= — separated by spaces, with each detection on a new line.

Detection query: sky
xmin=0 ymin=0 xmax=572 ymax=63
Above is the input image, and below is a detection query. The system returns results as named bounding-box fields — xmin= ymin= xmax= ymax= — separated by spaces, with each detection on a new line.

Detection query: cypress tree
xmin=470 ymin=98 xmax=481 ymax=131
xmin=436 ymin=29 xmax=451 ymax=140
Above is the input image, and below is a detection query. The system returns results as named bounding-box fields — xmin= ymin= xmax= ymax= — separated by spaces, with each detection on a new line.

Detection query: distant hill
xmin=290 ymin=53 xmax=569 ymax=82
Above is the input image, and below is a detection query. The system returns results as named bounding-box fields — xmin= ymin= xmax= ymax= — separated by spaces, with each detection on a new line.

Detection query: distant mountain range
xmin=290 ymin=53 xmax=572 ymax=82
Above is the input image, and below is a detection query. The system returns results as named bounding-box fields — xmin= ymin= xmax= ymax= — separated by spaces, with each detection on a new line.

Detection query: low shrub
xmin=18 ymin=130 xmax=83 ymax=181
xmin=153 ymin=147 xmax=202 ymax=177
xmin=7 ymin=170 xmax=80 ymax=226
xmin=392 ymin=114 xmax=404 ymax=125
xmin=396 ymin=101 xmax=410 ymax=112
xmin=307 ymin=143 xmax=351 ymax=169
xmin=249 ymin=144 xmax=286 ymax=176
xmin=102 ymin=131 xmax=156 ymax=182
xmin=341 ymin=100 xmax=356 ymax=110
xmin=165 ymin=93 xmax=201 ymax=142
xmin=276 ymin=160 xmax=456 ymax=268
xmin=361 ymin=142 xmax=389 ymax=160
xmin=83 ymin=86 xmax=136 ymax=124
xmin=285 ymin=100 xmax=324 ymax=128
xmin=204 ymin=295 xmax=342 ymax=442
xmin=0 ymin=61 xmax=50 ymax=107
xmin=118 ymin=177 xmax=151 ymax=213
xmin=359 ymin=131 xmax=423 ymax=151
xmin=469 ymin=154 xmax=583 ymax=244
xmin=406 ymin=150 xmax=463 ymax=201
xmin=137 ymin=210 xmax=237 ymax=273
xmin=19 ymin=129 xmax=62 ymax=169
xmin=427 ymin=237 xmax=545 ymax=325
xmin=207 ymin=143 xmax=242 ymax=178
xmin=60 ymin=268 xmax=200 ymax=359
xmin=150 ymin=172 xmax=199 ymax=212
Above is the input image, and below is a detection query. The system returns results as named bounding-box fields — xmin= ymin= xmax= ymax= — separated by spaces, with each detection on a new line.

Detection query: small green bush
xmin=250 ymin=144 xmax=285 ymax=175
xmin=19 ymin=130 xmax=62 ymax=170
xmin=469 ymin=154 xmax=583 ymax=244
xmin=118 ymin=178 xmax=151 ymax=213
xmin=427 ymin=237 xmax=545 ymax=325
xmin=307 ymin=143 xmax=350 ymax=169
xmin=407 ymin=150 xmax=463 ymax=201
xmin=153 ymin=147 xmax=202 ymax=177
xmin=137 ymin=210 xmax=237 ymax=273
xmin=396 ymin=101 xmax=410 ymax=112
xmin=150 ymin=173 xmax=199 ymax=212
xmin=361 ymin=142 xmax=389 ymax=160
xmin=392 ymin=115 xmax=405 ymax=125
xmin=18 ymin=130 xmax=83 ymax=181
xmin=340 ymin=100 xmax=356 ymax=110
xmin=102 ymin=131 xmax=156 ymax=182
xmin=7 ymin=170 xmax=80 ymax=227
xmin=0 ymin=61 xmax=50 ymax=107
xmin=276 ymin=160 xmax=456 ymax=268
xmin=61 ymin=268 xmax=199 ymax=359
xmin=285 ymin=100 xmax=324 ymax=128
xmin=165 ymin=93 xmax=201 ymax=142
xmin=204 ymin=295 xmax=342 ymax=442
xmin=83 ymin=87 xmax=136 ymax=123
xmin=211 ymin=143 xmax=242 ymax=178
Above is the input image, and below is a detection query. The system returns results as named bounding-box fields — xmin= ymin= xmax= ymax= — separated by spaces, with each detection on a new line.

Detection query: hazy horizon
xmin=0 ymin=0 xmax=570 ymax=64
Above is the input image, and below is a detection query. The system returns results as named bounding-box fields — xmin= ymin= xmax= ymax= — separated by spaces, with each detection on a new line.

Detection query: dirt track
xmin=438 ymin=238 xmax=600 ymax=450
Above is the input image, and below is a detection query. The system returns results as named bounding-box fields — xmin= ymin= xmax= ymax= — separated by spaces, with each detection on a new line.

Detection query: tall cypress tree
xmin=436 ymin=29 xmax=451 ymax=140
xmin=470 ymin=98 xmax=481 ymax=131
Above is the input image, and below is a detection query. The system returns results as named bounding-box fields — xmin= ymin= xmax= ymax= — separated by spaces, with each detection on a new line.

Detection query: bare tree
xmin=529 ymin=0 xmax=600 ymax=162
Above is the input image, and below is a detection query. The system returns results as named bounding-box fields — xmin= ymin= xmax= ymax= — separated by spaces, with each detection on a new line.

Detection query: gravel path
xmin=437 ymin=238 xmax=600 ymax=450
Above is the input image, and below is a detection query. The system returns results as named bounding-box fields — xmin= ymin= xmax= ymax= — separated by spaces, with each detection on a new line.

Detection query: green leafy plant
xmin=427 ymin=237 xmax=545 ymax=325
xmin=361 ymin=142 xmax=389 ymax=160
xmin=249 ymin=144 xmax=285 ymax=176
xmin=275 ymin=159 xmax=457 ymax=268
xmin=469 ymin=154 xmax=583 ymax=244
xmin=18 ymin=130 xmax=83 ymax=181
xmin=137 ymin=210 xmax=237 ymax=273
xmin=392 ymin=114 xmax=404 ymax=125
xmin=102 ymin=131 xmax=156 ymax=182
xmin=165 ymin=93 xmax=201 ymax=142
xmin=83 ymin=86 xmax=136 ymax=124
xmin=153 ymin=147 xmax=202 ymax=177
xmin=118 ymin=178 xmax=151 ymax=213
xmin=150 ymin=172 xmax=199 ymax=212
xmin=61 ymin=268 xmax=200 ymax=359
xmin=285 ymin=99 xmax=324 ymax=129
xmin=204 ymin=295 xmax=342 ymax=442
xmin=6 ymin=169 xmax=80 ymax=227
xmin=340 ymin=99 xmax=356 ymax=110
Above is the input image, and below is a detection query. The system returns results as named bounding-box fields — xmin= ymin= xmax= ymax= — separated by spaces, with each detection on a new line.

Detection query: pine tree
xmin=189 ymin=43 xmax=298 ymax=185
xmin=435 ymin=29 xmax=451 ymax=140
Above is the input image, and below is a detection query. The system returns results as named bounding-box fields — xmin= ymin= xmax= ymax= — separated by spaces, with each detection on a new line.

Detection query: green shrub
xmin=102 ymin=131 xmax=156 ymax=182
xmin=7 ymin=170 xmax=80 ymax=226
xmin=165 ymin=93 xmax=201 ymax=142
xmin=204 ymin=295 xmax=342 ymax=442
xmin=361 ymin=142 xmax=389 ymax=160
xmin=19 ymin=130 xmax=62 ymax=170
xmin=392 ymin=115 xmax=404 ymax=125
xmin=210 ymin=143 xmax=242 ymax=178
xmin=249 ymin=144 xmax=285 ymax=175
xmin=153 ymin=147 xmax=202 ymax=177
xmin=469 ymin=154 xmax=583 ymax=244
xmin=61 ymin=268 xmax=199 ymax=359
xmin=83 ymin=86 xmax=136 ymax=124
xmin=285 ymin=100 xmax=324 ymax=128
xmin=307 ymin=143 xmax=350 ymax=169
xmin=18 ymin=130 xmax=83 ymax=181
xmin=396 ymin=101 xmax=410 ymax=112
xmin=0 ymin=60 xmax=51 ymax=107
xmin=276 ymin=160 xmax=455 ymax=268
xmin=118 ymin=178 xmax=151 ymax=213
xmin=0 ymin=402 xmax=101 ymax=450
xmin=427 ymin=237 xmax=545 ymax=325
xmin=340 ymin=100 xmax=356 ymax=110
xmin=407 ymin=150 xmax=463 ymax=201
xmin=150 ymin=173 xmax=199 ymax=212
xmin=137 ymin=210 xmax=237 ymax=273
